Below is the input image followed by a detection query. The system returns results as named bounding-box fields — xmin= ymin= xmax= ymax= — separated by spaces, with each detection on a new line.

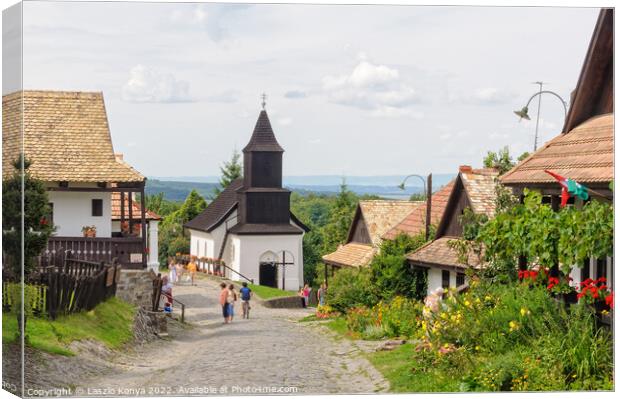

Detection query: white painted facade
xmin=48 ymin=190 xmax=112 ymax=237
xmin=425 ymin=268 xmax=465 ymax=296
xmin=568 ymin=256 xmax=613 ymax=289
xmin=188 ymin=215 xmax=305 ymax=291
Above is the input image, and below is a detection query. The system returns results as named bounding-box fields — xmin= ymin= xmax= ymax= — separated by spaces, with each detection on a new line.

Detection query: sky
xmin=5 ymin=1 xmax=600 ymax=177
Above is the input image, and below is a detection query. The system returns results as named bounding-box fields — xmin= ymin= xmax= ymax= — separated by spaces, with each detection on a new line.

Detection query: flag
xmin=544 ymin=170 xmax=589 ymax=207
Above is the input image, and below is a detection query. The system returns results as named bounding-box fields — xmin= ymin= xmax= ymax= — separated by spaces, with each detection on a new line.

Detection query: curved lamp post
xmin=398 ymin=173 xmax=432 ymax=240
xmin=514 ymin=89 xmax=567 ymax=151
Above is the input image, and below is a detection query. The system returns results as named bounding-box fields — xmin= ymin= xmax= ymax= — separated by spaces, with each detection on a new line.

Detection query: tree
xmin=321 ymin=180 xmax=357 ymax=254
xmin=214 ymin=149 xmax=242 ymax=196
xmin=2 ymin=155 xmax=55 ymax=278
xmin=483 ymin=146 xmax=514 ymax=175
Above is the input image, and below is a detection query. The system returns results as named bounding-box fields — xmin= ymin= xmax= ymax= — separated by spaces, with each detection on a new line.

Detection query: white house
xmin=184 ymin=109 xmax=308 ymax=290
xmin=2 ymin=90 xmax=160 ymax=271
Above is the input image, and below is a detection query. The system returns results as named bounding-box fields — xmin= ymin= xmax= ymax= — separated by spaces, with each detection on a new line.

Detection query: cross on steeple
xmin=261 ymin=93 xmax=267 ymax=110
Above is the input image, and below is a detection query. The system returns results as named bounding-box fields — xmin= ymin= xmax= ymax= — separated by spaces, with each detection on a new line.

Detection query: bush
xmin=325 ymin=267 xmax=377 ymax=312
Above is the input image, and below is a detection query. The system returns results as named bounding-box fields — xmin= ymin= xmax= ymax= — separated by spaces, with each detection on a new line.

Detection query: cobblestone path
xmin=76 ymin=276 xmax=388 ymax=395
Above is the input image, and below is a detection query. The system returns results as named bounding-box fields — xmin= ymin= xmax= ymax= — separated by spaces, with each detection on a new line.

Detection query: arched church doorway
xmin=259 ymin=251 xmax=278 ymax=288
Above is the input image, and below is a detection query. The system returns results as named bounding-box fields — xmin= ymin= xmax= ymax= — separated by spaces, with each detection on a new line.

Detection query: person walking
xmin=187 ymin=257 xmax=198 ymax=286
xmin=317 ymin=283 xmax=327 ymax=307
xmin=240 ymin=282 xmax=252 ymax=319
xmin=227 ymin=284 xmax=238 ymax=322
xmin=219 ymin=282 xmax=230 ymax=324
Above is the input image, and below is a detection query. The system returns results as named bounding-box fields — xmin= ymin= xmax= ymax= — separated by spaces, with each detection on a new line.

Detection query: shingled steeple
xmin=242 ymin=110 xmax=284 ymax=153
xmin=242 ymin=110 xmax=284 ymax=189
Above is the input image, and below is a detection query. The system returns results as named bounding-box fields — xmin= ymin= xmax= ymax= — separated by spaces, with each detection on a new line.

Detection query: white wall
xmin=48 ymin=191 xmax=112 ymax=237
xmin=425 ymin=268 xmax=467 ymax=296
xmin=233 ymin=233 xmax=304 ymax=291
xmin=189 ymin=229 xmax=216 ymax=259
xmin=569 ymin=256 xmax=613 ymax=289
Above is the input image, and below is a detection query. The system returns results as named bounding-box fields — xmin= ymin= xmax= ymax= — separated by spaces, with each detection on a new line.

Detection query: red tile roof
xmin=460 ymin=168 xmax=498 ymax=219
xmin=406 ymin=236 xmax=484 ymax=269
xmin=322 ymin=243 xmax=376 ymax=268
xmin=111 ymin=192 xmax=160 ymax=221
xmin=382 ymin=181 xmax=455 ymax=240
xmin=501 ymin=114 xmax=613 ymax=185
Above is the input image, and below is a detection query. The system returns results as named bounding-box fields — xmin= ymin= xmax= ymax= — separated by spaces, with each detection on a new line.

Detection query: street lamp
xmin=514 ymin=86 xmax=567 ymax=151
xmin=398 ymin=173 xmax=432 ymax=241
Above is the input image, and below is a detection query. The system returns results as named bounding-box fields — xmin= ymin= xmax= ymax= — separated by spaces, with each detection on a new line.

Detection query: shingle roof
xmin=383 ymin=181 xmax=455 ymax=240
xmin=184 ymin=178 xmax=243 ymax=232
xmin=501 ymin=114 xmax=613 ymax=185
xmin=460 ymin=168 xmax=498 ymax=218
xmin=406 ymin=236 xmax=484 ymax=269
xmin=242 ymin=110 xmax=284 ymax=152
xmin=2 ymin=90 xmax=144 ymax=182
xmin=111 ymin=192 xmax=161 ymax=221
xmin=358 ymin=200 xmax=420 ymax=246
xmin=228 ymin=222 xmax=304 ymax=235
xmin=322 ymin=243 xmax=376 ymax=268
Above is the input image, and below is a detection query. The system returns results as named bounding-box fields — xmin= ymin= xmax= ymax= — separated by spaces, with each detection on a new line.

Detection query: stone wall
xmin=133 ymin=307 xmax=167 ymax=343
xmin=116 ymin=269 xmax=156 ymax=308
xmin=262 ymin=295 xmax=305 ymax=309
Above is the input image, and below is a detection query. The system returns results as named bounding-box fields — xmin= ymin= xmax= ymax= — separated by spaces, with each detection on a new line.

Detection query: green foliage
xmin=409 ymin=192 xmax=426 ymax=201
xmin=145 ymin=192 xmax=182 ymax=217
xmin=325 ymin=267 xmax=377 ymax=312
xmin=213 ymin=149 xmax=242 ymax=196
xmin=479 ymin=190 xmax=614 ymax=274
xmin=2 ymin=155 xmax=55 ymax=278
xmin=320 ymin=180 xmax=357 ymax=254
xmin=483 ymin=146 xmax=514 ymax=175
xmin=517 ymin=151 xmax=530 ymax=162
xmin=346 ymin=296 xmax=425 ymax=339
xmin=369 ymin=232 xmax=431 ymax=301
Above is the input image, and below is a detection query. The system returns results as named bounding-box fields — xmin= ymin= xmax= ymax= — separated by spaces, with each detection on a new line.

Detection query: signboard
xmin=130 ymin=253 xmax=143 ymax=263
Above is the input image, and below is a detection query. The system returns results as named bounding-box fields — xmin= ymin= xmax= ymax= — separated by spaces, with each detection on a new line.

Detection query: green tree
xmin=321 ymin=180 xmax=357 ymax=254
xmin=483 ymin=146 xmax=514 ymax=175
xmin=2 ymin=155 xmax=55 ymax=278
xmin=214 ymin=149 xmax=242 ymax=196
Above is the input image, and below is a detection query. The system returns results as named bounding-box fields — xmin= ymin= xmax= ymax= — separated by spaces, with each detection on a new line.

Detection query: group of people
xmin=167 ymin=256 xmax=198 ymax=286
xmin=299 ymin=283 xmax=327 ymax=308
xmin=219 ymin=281 xmax=253 ymax=323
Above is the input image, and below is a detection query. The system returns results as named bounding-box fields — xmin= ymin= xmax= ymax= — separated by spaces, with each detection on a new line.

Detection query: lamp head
xmin=397 ymin=182 xmax=406 ymax=191
xmin=514 ymin=106 xmax=531 ymax=121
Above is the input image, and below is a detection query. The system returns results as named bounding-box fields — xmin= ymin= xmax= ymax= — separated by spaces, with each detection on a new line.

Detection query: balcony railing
xmin=41 ymin=236 xmax=146 ymax=269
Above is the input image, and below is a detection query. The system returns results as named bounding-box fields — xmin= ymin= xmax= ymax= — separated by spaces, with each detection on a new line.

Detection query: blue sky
xmin=9 ymin=1 xmax=600 ymax=177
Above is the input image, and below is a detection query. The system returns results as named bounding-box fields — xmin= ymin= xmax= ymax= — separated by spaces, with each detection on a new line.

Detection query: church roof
xmin=184 ymin=178 xmax=243 ymax=232
xmin=242 ymin=110 xmax=284 ymax=152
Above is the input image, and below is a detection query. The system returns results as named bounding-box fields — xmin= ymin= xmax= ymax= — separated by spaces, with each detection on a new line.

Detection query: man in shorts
xmin=239 ymin=282 xmax=252 ymax=319
xmin=219 ymin=282 xmax=230 ymax=323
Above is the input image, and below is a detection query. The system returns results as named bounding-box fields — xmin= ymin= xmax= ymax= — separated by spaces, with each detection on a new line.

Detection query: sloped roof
xmin=406 ymin=236 xmax=484 ymax=270
xmin=184 ymin=178 xmax=243 ymax=232
xmin=501 ymin=114 xmax=613 ymax=185
xmin=322 ymin=243 xmax=376 ymax=268
xmin=242 ymin=110 xmax=284 ymax=152
xmin=111 ymin=192 xmax=161 ymax=221
xmin=2 ymin=90 xmax=144 ymax=182
xmin=357 ymin=200 xmax=419 ymax=246
xmin=228 ymin=222 xmax=304 ymax=235
xmin=460 ymin=168 xmax=498 ymax=218
xmin=383 ymin=181 xmax=455 ymax=240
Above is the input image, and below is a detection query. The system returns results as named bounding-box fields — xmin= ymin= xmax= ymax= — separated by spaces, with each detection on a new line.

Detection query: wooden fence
xmin=3 ymin=254 xmax=120 ymax=320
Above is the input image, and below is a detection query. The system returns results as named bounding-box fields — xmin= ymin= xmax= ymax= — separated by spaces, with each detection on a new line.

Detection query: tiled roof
xmin=2 ymin=90 xmax=144 ymax=182
xmin=383 ymin=181 xmax=455 ymax=240
xmin=184 ymin=178 xmax=243 ymax=232
xmin=406 ymin=236 xmax=484 ymax=269
xmin=501 ymin=113 xmax=613 ymax=185
xmin=460 ymin=168 xmax=498 ymax=218
xmin=242 ymin=110 xmax=284 ymax=152
xmin=322 ymin=243 xmax=376 ymax=268
xmin=358 ymin=200 xmax=420 ymax=246
xmin=110 ymin=192 xmax=161 ymax=221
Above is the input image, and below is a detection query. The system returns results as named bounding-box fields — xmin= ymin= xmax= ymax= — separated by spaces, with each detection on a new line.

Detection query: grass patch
xmin=368 ymin=343 xmax=460 ymax=392
xmin=324 ymin=316 xmax=358 ymax=340
xmin=2 ymin=297 xmax=136 ymax=356
xmin=299 ymin=314 xmax=319 ymax=322
xmin=247 ymin=283 xmax=296 ymax=300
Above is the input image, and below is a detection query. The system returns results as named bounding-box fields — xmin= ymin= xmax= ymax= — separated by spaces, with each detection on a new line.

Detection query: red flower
xmin=40 ymin=217 xmax=48 ymax=226
xmin=605 ymin=293 xmax=614 ymax=309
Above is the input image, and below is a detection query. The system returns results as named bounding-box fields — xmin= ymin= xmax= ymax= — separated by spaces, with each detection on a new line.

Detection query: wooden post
xmin=140 ymin=186 xmax=147 ymax=269
xmin=128 ymin=193 xmax=133 ymax=234
xmin=120 ymin=190 xmax=125 ymax=232
xmin=425 ymin=173 xmax=432 ymax=241
xmin=324 ymin=264 xmax=328 ymax=286
xmin=282 ymin=251 xmax=286 ymax=290
xmin=549 ymin=195 xmax=560 ymax=278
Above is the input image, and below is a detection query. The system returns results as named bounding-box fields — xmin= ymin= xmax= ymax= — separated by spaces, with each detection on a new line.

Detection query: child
xmin=240 ymin=282 xmax=252 ymax=319
xmin=220 ymin=283 xmax=230 ymax=324
xmin=227 ymin=284 xmax=238 ymax=322
xmin=168 ymin=257 xmax=178 ymax=284
xmin=187 ymin=257 xmax=197 ymax=285
xmin=164 ymin=302 xmax=172 ymax=314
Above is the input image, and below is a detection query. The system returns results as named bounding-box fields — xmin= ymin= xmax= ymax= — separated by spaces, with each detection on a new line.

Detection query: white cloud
xmin=277 ymin=117 xmax=293 ymax=126
xmin=449 ymin=87 xmax=516 ymax=105
xmin=121 ymin=64 xmax=192 ymax=103
xmin=322 ymin=60 xmax=420 ymax=115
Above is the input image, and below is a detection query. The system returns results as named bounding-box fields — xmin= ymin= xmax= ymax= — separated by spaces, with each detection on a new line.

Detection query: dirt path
xmin=74 ymin=276 xmax=388 ymax=395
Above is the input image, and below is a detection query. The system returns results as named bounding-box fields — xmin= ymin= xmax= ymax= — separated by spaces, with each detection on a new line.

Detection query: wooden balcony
xmin=41 ymin=236 xmax=146 ymax=269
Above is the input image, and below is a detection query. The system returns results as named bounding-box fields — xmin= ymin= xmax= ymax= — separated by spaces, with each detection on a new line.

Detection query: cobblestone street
xmin=76 ymin=276 xmax=388 ymax=395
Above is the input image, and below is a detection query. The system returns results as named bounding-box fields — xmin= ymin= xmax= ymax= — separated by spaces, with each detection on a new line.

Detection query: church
xmin=184 ymin=108 xmax=309 ymax=290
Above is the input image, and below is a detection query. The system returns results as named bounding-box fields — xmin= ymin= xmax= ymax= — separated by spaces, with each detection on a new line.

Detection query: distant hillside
xmin=146 ymin=175 xmax=456 ymax=202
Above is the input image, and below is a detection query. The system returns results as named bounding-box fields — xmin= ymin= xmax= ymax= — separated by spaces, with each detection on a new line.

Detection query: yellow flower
xmin=520 ymin=307 xmax=530 ymax=316
xmin=475 ymin=345 xmax=480 ymax=351
xmin=464 ymin=300 xmax=471 ymax=307
xmin=509 ymin=320 xmax=520 ymax=331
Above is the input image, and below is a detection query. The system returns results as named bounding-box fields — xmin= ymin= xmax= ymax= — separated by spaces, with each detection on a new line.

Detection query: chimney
xmin=459 ymin=165 xmax=473 ymax=173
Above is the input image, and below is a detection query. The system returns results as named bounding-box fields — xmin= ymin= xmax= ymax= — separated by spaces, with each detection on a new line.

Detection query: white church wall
xmin=189 ymin=229 xmax=215 ymax=259
xmin=48 ymin=191 xmax=112 ymax=237
xmin=234 ymin=233 xmax=304 ymax=291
